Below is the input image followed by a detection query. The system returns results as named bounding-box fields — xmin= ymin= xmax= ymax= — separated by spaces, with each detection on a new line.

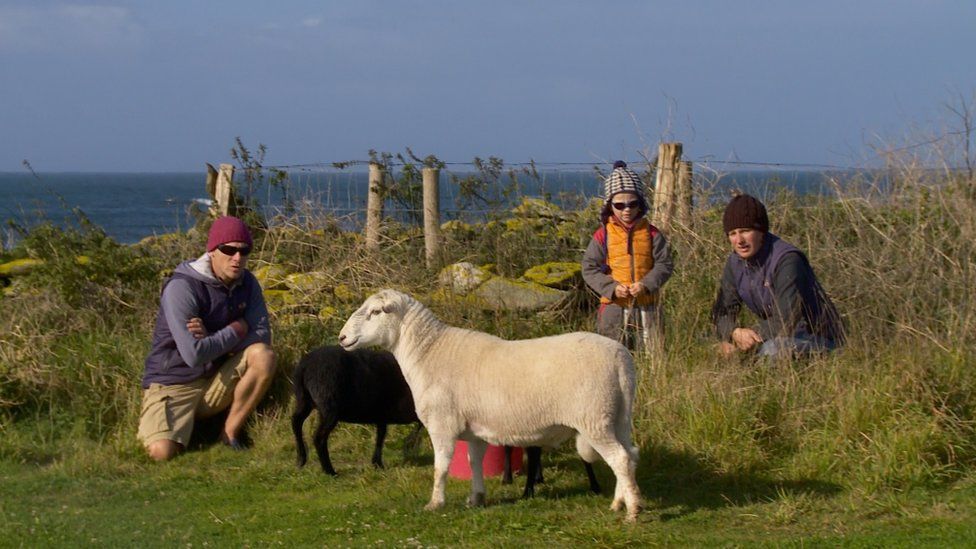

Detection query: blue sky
xmin=1 ymin=1 xmax=974 ymax=172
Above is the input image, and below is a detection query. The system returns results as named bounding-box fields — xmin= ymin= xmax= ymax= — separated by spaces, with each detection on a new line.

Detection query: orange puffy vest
xmin=598 ymin=217 xmax=659 ymax=306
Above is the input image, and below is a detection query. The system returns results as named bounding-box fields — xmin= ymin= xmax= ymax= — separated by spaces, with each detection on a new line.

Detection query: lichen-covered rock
xmin=438 ymin=262 xmax=491 ymax=295
xmin=263 ymin=289 xmax=296 ymax=313
xmin=0 ymin=258 xmax=44 ymax=277
xmin=285 ymin=271 xmax=331 ymax=295
xmin=522 ymin=262 xmax=582 ymax=290
xmin=472 ymin=276 xmax=568 ymax=311
xmin=441 ymin=220 xmax=474 ymax=235
xmin=333 ymin=283 xmax=359 ymax=303
xmin=134 ymin=232 xmax=192 ymax=248
xmin=318 ymin=305 xmax=339 ymax=321
xmin=511 ymin=197 xmax=566 ymax=220
xmin=253 ymin=264 xmax=290 ymax=291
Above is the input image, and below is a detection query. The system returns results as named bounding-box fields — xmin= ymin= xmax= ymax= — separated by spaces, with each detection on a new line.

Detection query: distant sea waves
xmin=0 ymin=170 xmax=835 ymax=245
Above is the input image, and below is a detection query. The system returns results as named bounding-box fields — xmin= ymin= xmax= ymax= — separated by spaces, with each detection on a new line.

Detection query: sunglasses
xmin=612 ymin=200 xmax=641 ymax=210
xmin=216 ymin=244 xmax=251 ymax=257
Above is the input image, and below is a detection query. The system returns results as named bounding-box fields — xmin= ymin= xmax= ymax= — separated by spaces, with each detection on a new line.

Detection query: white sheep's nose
xmin=338 ymin=334 xmax=346 ymax=343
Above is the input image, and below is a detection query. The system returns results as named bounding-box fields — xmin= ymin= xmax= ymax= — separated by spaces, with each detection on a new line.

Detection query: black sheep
xmin=504 ymin=446 xmax=601 ymax=497
xmin=291 ymin=345 xmax=419 ymax=475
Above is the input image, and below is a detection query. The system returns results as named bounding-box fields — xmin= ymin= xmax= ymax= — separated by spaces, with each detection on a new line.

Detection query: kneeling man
xmin=712 ymin=193 xmax=845 ymax=360
xmin=138 ymin=216 xmax=276 ymax=460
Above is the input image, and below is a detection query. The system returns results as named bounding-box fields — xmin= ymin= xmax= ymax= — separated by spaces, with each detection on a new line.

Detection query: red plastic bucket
xmin=448 ymin=441 xmax=523 ymax=479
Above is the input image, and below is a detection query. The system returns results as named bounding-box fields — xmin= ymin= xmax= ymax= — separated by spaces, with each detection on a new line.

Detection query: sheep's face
xmin=338 ymin=290 xmax=402 ymax=351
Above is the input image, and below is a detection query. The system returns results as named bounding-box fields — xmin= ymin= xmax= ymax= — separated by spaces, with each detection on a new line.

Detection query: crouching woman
xmin=712 ymin=193 xmax=844 ymax=360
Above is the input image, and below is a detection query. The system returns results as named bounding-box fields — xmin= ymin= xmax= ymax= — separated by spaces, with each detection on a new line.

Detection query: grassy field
xmin=2 ymin=416 xmax=976 ymax=547
xmin=2 ymin=162 xmax=976 ymax=546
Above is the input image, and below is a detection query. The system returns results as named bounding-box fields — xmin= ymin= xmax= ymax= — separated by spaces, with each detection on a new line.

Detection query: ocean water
xmin=0 ymin=169 xmax=834 ymax=245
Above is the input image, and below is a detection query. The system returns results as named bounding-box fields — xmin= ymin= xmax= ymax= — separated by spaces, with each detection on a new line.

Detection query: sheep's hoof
xmin=610 ymin=499 xmax=624 ymax=512
xmin=424 ymin=501 xmax=444 ymax=511
xmin=467 ymin=492 xmax=486 ymax=507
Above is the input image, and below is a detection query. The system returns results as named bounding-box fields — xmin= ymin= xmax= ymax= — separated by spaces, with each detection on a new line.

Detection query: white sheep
xmin=338 ymin=289 xmax=642 ymax=521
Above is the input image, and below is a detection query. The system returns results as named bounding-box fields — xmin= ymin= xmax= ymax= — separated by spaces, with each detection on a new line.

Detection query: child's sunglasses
xmin=612 ymin=200 xmax=641 ymax=210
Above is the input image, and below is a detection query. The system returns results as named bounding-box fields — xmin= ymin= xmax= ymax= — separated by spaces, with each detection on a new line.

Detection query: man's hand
xmin=187 ymin=317 xmax=208 ymax=340
xmin=731 ymin=327 xmax=763 ymax=351
xmin=614 ymin=284 xmax=631 ymax=299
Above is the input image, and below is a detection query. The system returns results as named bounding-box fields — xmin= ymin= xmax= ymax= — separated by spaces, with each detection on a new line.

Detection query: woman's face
xmin=727 ymin=228 xmax=764 ymax=259
xmin=610 ymin=192 xmax=642 ymax=224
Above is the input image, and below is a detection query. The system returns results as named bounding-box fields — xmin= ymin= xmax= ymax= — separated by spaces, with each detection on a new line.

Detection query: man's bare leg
xmin=223 ymin=343 xmax=276 ymax=443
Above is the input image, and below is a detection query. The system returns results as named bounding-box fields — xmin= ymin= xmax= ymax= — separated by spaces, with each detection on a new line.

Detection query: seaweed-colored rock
xmin=522 ymin=262 xmax=582 ymax=290
xmin=318 ymin=306 xmax=339 ymax=321
xmin=472 ymin=276 xmax=567 ymax=311
xmin=333 ymin=284 xmax=359 ymax=303
xmin=263 ymin=289 xmax=296 ymax=313
xmin=0 ymin=258 xmax=44 ymax=277
xmin=511 ymin=197 xmax=566 ymax=220
xmin=285 ymin=271 xmax=331 ymax=295
xmin=253 ymin=264 xmax=290 ymax=291
xmin=438 ymin=262 xmax=491 ymax=295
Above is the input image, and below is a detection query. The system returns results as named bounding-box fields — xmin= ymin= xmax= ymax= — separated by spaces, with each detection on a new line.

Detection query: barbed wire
xmin=264 ymin=158 xmax=862 ymax=172
xmin=258 ymin=126 xmax=973 ymax=174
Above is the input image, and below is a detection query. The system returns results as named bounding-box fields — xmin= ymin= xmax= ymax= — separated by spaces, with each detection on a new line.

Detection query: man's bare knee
xmin=147 ymin=439 xmax=182 ymax=461
xmin=247 ymin=344 xmax=277 ymax=379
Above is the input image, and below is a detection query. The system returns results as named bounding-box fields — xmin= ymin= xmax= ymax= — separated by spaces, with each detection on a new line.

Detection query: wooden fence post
xmin=652 ymin=142 xmax=683 ymax=233
xmin=366 ymin=162 xmax=384 ymax=251
xmin=422 ymin=166 xmax=441 ymax=268
xmin=211 ymin=163 xmax=237 ymax=217
xmin=676 ymin=160 xmax=694 ymax=229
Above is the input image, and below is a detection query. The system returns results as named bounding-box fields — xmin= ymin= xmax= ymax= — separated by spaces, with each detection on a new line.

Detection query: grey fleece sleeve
xmin=711 ymin=258 xmax=742 ymax=341
xmin=161 ymin=278 xmax=244 ymax=368
xmin=581 ymin=236 xmax=617 ymax=300
xmin=231 ymin=276 xmax=272 ymax=352
xmin=639 ymin=231 xmax=674 ymax=293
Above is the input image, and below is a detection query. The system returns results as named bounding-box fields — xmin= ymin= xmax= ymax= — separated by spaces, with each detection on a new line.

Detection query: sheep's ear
xmin=381 ymin=301 xmax=397 ymax=314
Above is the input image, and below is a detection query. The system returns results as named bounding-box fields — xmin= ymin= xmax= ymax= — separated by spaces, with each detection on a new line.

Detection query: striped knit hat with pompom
xmin=603 ymin=161 xmax=646 ymax=203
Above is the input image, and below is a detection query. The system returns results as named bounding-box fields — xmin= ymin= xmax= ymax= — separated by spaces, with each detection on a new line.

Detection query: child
xmin=581 ymin=161 xmax=674 ymax=351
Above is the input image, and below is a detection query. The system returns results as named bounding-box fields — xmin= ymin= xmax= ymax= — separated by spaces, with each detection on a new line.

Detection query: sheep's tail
xmin=576 ymin=345 xmax=640 ymax=464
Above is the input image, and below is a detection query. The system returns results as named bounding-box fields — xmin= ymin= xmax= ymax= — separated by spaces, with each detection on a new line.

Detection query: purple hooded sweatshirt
xmin=142 ymin=255 xmax=271 ymax=388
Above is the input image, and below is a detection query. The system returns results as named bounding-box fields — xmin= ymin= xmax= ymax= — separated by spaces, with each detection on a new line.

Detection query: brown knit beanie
xmin=722 ymin=193 xmax=769 ymax=233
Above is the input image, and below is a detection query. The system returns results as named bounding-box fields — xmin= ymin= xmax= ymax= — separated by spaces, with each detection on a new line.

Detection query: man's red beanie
xmin=206 ymin=216 xmax=253 ymax=252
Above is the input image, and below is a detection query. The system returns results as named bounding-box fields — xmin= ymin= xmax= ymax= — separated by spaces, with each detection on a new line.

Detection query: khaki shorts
xmin=137 ymin=344 xmax=262 ymax=447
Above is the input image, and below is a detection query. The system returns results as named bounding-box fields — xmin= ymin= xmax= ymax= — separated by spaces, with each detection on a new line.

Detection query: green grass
xmin=2 ymin=418 xmax=976 ymax=547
